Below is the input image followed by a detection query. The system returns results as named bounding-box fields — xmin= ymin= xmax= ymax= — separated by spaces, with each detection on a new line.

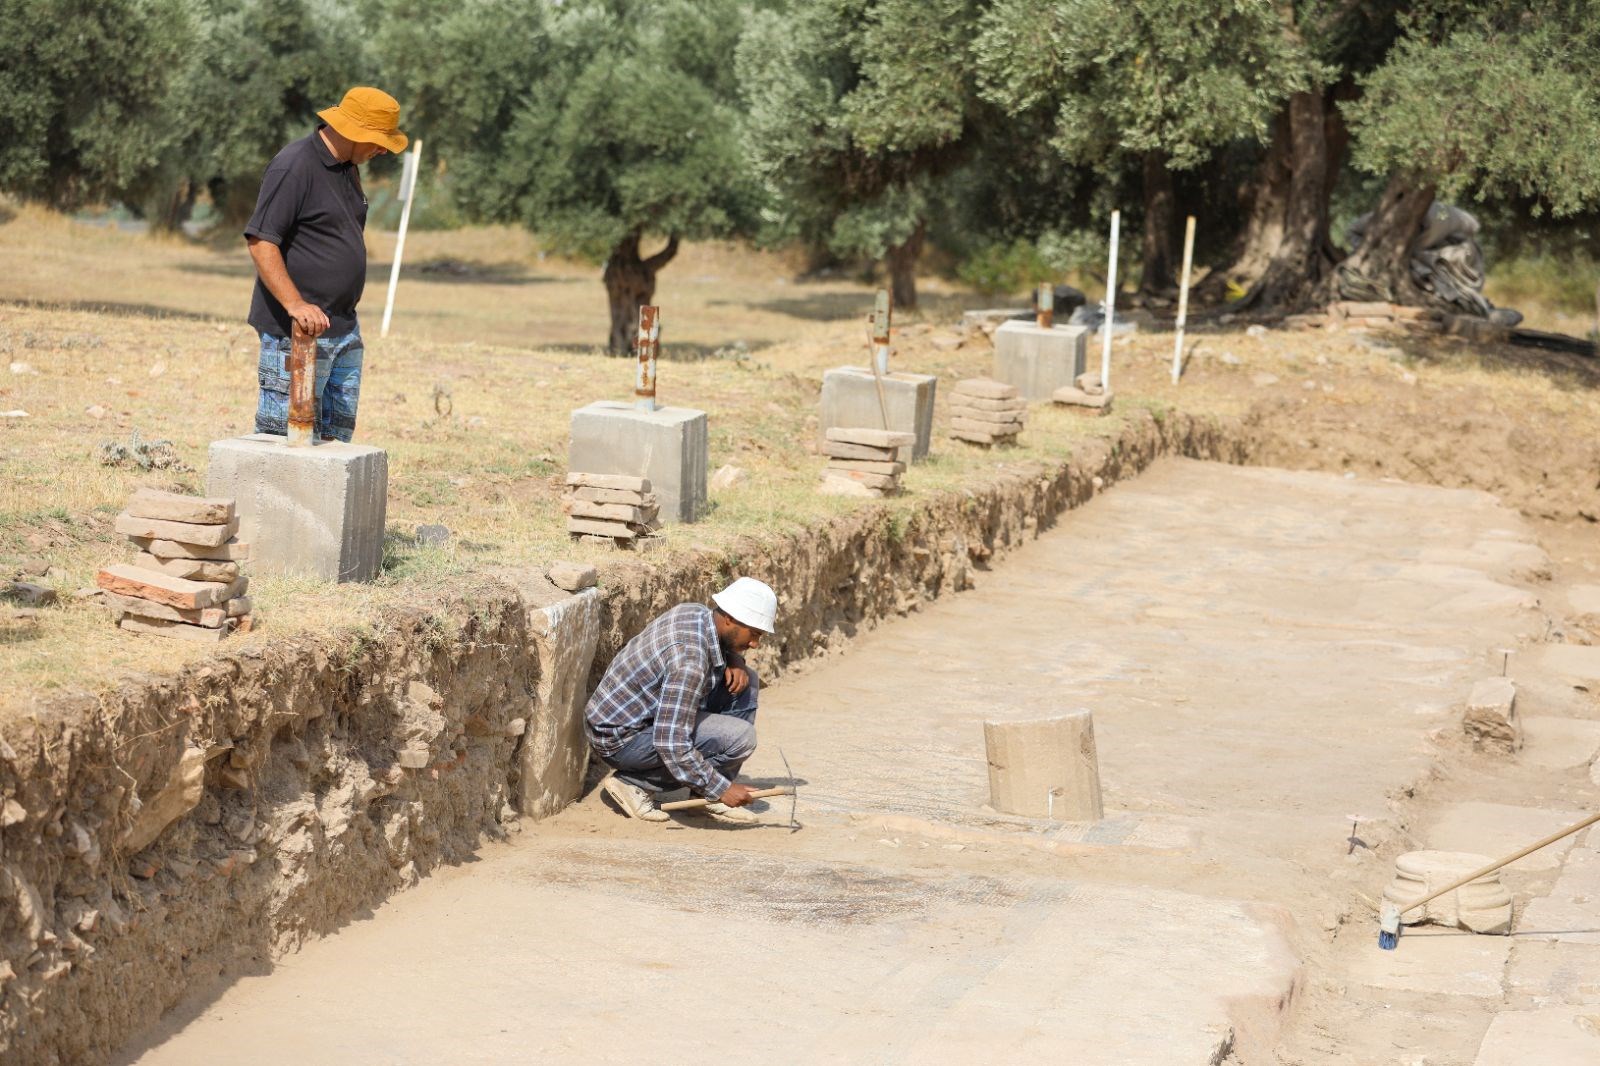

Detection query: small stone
xmin=709 ymin=464 xmax=748 ymax=492
xmin=546 ymin=561 xmax=598 ymax=592
xmin=0 ymin=411 xmax=29 ymax=419
xmin=148 ymin=361 xmax=167 ymax=379
xmin=1302 ymin=380 xmax=1318 ymax=391
xmin=1463 ymin=676 xmax=1520 ymax=753
xmin=397 ymin=745 xmax=431 ymax=770
xmin=1251 ymin=372 xmax=1279 ymax=387
xmin=505 ymin=717 xmax=527 ymax=736
xmin=1245 ymin=324 xmax=1267 ymax=337
xmin=1219 ymin=352 xmax=1242 ymax=366
xmin=9 ymin=362 xmax=38 ymax=375
xmin=85 ymin=405 xmax=109 ymax=420
xmin=3 ymin=581 xmax=56 ymax=607
xmin=415 ymin=524 xmax=451 ymax=548
xmin=930 ymin=333 xmax=964 ymax=351
xmin=1 ymin=799 xmax=27 ymax=827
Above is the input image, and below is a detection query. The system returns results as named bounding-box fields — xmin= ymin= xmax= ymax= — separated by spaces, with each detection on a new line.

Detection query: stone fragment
xmin=825 ymin=458 xmax=905 ymax=476
xmin=235 ymin=615 xmax=257 ymax=634
xmin=98 ymin=564 xmax=232 ymax=609
xmin=1 ymin=799 xmax=26 ymax=827
xmin=102 ymin=591 xmax=227 ymax=628
xmin=114 ymin=512 xmax=239 ymax=547
xmin=565 ymin=470 xmax=651 ymax=494
xmin=506 ymin=718 xmax=527 ymax=736
xmin=951 ymin=416 xmax=1022 ymax=437
xmin=950 ymin=427 xmax=1013 ymax=445
xmin=709 ymin=464 xmax=748 ymax=491
xmin=929 ymin=333 xmax=964 ymax=351
xmin=953 ymin=377 xmax=1019 ymax=401
xmin=1052 ymin=386 xmax=1114 ymax=410
xmin=118 ymin=616 xmax=234 ymax=642
xmin=567 ymin=517 xmax=637 ymax=540
xmin=546 ymin=562 xmax=598 ymax=592
xmin=949 ymin=393 xmax=1025 ymax=413
xmin=123 ymin=744 xmax=208 ymax=851
xmin=821 ymin=440 xmax=898 ymax=462
xmin=950 ymin=405 xmax=1025 ymax=426
xmin=819 ymin=468 xmax=897 ymax=490
xmin=818 ymin=476 xmax=884 ymax=498
xmin=415 ymin=524 xmax=451 ymax=548
xmin=569 ymin=486 xmax=651 ymax=506
xmin=1473 ymin=1007 xmax=1600 ymax=1065
xmin=1382 ymin=849 xmax=1513 ymax=933
xmin=11 ymin=558 xmax=50 ymax=577
xmin=397 ymin=745 xmax=431 ymax=770
xmin=567 ymin=499 xmax=650 ymax=524
xmin=134 ymin=536 xmax=252 ymax=561
xmin=2 ymin=581 xmax=57 ymax=607
xmin=1463 ymin=676 xmax=1521 ymax=753
xmin=825 ymin=426 xmax=916 ymax=449
xmin=226 ymin=596 xmax=251 ymax=618
xmin=127 ymin=488 xmax=235 ymax=525
xmin=983 ymin=710 xmax=1103 ymax=820
xmin=131 ymin=552 xmax=240 ymax=582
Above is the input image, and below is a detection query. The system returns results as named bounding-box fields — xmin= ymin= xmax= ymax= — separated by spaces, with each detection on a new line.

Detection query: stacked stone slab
xmin=949 ymin=378 xmax=1026 ymax=446
xmin=98 ymin=488 xmax=253 ymax=642
xmin=819 ymin=427 xmax=911 ymax=498
xmin=1053 ymin=371 xmax=1113 ymax=414
xmin=563 ymin=473 xmax=662 ymax=547
xmin=1282 ymin=301 xmax=1446 ymax=335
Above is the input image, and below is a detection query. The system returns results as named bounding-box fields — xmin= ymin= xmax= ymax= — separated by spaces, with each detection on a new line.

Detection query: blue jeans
xmin=601 ymin=668 xmax=759 ymax=796
xmin=254 ymin=328 xmax=365 ymax=442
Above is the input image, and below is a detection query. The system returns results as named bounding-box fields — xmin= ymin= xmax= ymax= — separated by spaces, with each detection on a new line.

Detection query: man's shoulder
xmin=263 ymin=133 xmax=318 ymax=176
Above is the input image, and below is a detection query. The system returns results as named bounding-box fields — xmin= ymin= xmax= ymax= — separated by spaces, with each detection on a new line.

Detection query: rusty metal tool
xmin=634 ymin=304 xmax=660 ymax=411
xmin=867 ymin=289 xmax=892 ymax=430
xmin=1035 ymin=282 xmax=1054 ymax=329
xmin=778 ymin=746 xmax=800 ymax=832
xmin=287 ymin=323 xmax=317 ymax=446
xmin=656 ymin=746 xmax=801 ymax=831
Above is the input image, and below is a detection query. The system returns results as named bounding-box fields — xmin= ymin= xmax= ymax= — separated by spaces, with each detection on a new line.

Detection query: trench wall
xmin=0 ymin=408 xmax=1246 ymax=1065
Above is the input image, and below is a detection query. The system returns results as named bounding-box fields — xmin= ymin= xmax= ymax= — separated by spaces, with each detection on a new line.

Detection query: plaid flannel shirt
xmin=584 ymin=603 xmax=730 ymax=797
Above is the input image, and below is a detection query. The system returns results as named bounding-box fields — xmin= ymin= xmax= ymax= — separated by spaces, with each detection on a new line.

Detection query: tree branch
xmin=643 ymin=234 xmax=681 ymax=272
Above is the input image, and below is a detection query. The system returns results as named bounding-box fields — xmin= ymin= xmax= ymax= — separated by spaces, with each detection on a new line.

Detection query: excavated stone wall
xmin=0 ymin=408 xmax=1245 ymax=1065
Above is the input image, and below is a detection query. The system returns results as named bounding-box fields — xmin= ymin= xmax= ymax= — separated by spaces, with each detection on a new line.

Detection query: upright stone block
xmin=983 ymin=709 xmax=1104 ymax=821
xmin=569 ymin=402 xmax=707 ymax=524
xmin=819 ymin=366 xmax=937 ymax=462
xmin=206 ymin=434 xmax=387 ymax=583
xmin=992 ymin=320 xmax=1090 ymax=401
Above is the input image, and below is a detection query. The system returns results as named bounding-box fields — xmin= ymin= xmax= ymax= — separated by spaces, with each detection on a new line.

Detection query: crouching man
xmin=586 ymin=577 xmax=777 ymax=824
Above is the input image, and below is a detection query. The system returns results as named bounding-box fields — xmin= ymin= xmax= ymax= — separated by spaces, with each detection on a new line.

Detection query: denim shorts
xmin=254 ymin=328 xmax=364 ymax=442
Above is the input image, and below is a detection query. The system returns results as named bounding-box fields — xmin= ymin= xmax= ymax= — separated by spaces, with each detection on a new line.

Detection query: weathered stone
xmin=118 ymin=616 xmax=234 ymax=642
xmin=821 ymin=440 xmax=899 ymax=462
xmin=397 ymin=745 xmax=431 ymax=770
xmin=710 ymin=464 xmax=748 ymax=492
xmin=824 ymin=458 xmax=904 ymax=476
xmin=102 ymin=592 xmax=227 ymax=628
xmin=983 ymin=710 xmax=1103 ymax=820
xmin=818 ymin=468 xmax=898 ymax=490
xmin=1462 ymin=676 xmax=1520 ymax=753
xmin=950 ymin=427 xmax=1015 ymax=446
xmin=567 ymin=517 xmax=636 ymax=540
xmin=131 ymin=552 xmax=240 ymax=582
xmin=952 ymin=416 xmax=1022 ymax=437
xmin=127 ymin=488 xmax=235 ymax=525
xmin=564 ymin=471 xmax=651 ymax=493
xmin=207 ymin=435 xmax=387 ymax=583
xmin=567 ymin=499 xmax=650 ymax=524
xmin=1381 ymin=849 xmax=1512 ymax=934
xmin=134 ymin=536 xmax=252 ymax=562
xmin=1053 ymin=386 xmax=1114 ymax=411
xmin=519 ymin=588 xmax=602 ymax=817
xmin=569 ymin=486 xmax=652 ymax=506
xmin=992 ymin=321 xmax=1090 ymax=401
xmin=949 ymin=392 xmax=1025 ymax=413
xmin=1474 ymin=1007 xmax=1600 ymax=1065
xmin=98 ymin=565 xmax=231 ymax=610
xmin=824 ymin=427 xmax=916 ymax=448
xmin=546 ymin=562 xmax=598 ymax=592
xmin=114 ymin=512 xmax=240 ymax=547
xmin=569 ymin=403 xmax=705 ymax=524
xmin=226 ymin=596 xmax=252 ymax=619
xmin=820 ymin=368 xmax=936 ymax=462
xmin=3 ymin=581 xmax=56 ymax=607
xmin=414 ymin=524 xmax=450 ymax=548
xmin=818 ymin=476 xmax=884 ymax=498
xmin=949 ymin=405 xmax=1025 ymax=426
xmin=952 ymin=377 xmax=1019 ymax=401
xmin=123 ymin=745 xmax=207 ymax=851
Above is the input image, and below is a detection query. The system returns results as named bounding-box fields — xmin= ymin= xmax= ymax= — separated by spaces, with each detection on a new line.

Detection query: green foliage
xmin=736 ymin=0 xmax=977 ymax=262
xmin=0 ymin=0 xmax=192 ymax=207
xmin=955 ymin=228 xmax=1106 ymax=296
xmin=1344 ymin=3 xmax=1600 ymax=218
xmin=973 ymin=0 xmax=1314 ymax=170
xmin=374 ymin=0 xmax=753 ymax=259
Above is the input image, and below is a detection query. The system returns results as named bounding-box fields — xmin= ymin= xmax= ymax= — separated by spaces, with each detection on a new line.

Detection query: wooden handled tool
xmin=1379 ymin=809 xmax=1600 ymax=949
xmin=659 ymin=786 xmax=793 ymax=812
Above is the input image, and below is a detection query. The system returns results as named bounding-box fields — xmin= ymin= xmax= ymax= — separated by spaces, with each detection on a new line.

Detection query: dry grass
xmin=3 ymin=201 xmax=1596 ymax=715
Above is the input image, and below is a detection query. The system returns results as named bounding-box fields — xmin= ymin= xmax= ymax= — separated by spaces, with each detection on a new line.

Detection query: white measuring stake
xmin=380 ymin=138 xmax=423 ymax=339
xmin=1100 ymin=209 xmax=1120 ymax=394
xmin=1171 ymin=215 xmax=1196 ymax=384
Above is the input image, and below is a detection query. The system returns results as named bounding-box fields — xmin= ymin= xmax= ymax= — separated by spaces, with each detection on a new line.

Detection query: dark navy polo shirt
xmin=243 ymin=126 xmax=369 ymax=337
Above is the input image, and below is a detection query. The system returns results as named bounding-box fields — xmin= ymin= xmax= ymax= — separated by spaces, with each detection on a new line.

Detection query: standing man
xmin=586 ymin=578 xmax=778 ymax=824
xmin=244 ymin=87 xmax=408 ymax=442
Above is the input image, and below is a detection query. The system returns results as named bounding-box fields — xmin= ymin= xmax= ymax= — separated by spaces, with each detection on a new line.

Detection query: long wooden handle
xmin=1396 ymin=810 xmax=1600 ymax=916
xmin=659 ymin=786 xmax=793 ymax=812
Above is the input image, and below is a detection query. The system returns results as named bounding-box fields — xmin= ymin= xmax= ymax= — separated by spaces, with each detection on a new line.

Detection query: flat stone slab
xmin=1517 ymin=846 xmax=1600 ymax=944
xmin=1505 ymin=940 xmax=1600 ymax=1004
xmin=122 ymin=842 xmax=1298 ymax=1066
xmin=1521 ymin=717 xmax=1600 ymax=770
xmin=1425 ymin=802 xmax=1587 ymax=872
xmin=1536 ymin=644 xmax=1600 ymax=690
xmin=1567 ymin=584 xmax=1600 ymax=617
xmin=1345 ymin=929 xmax=1511 ymax=998
xmin=1473 ymin=1007 xmax=1600 ymax=1065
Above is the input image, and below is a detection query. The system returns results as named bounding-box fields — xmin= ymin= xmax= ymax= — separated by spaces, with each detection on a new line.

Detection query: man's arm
xmin=246 ymin=237 xmax=329 ymax=337
xmin=651 ymin=644 xmax=735 ymax=799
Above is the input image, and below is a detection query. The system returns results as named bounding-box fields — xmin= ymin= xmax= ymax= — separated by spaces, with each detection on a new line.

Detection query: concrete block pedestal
xmin=207 ymin=434 xmax=387 ymax=583
xmin=993 ymin=320 xmax=1090 ymax=401
xmin=820 ymin=366 xmax=937 ymax=462
xmin=569 ymin=402 xmax=707 ymax=524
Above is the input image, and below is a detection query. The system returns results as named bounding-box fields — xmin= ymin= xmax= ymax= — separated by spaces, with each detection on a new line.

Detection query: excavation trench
xmin=0 ymin=409 xmax=1245 ymax=1065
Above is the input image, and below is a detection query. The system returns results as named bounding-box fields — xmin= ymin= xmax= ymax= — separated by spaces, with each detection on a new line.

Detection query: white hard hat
xmin=712 ymin=577 xmax=777 ymax=633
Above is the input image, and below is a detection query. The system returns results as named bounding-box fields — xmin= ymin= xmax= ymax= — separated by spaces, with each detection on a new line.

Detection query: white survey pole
xmin=1101 ymin=209 xmax=1120 ymax=393
xmin=1171 ymin=215 xmax=1196 ymax=385
xmin=380 ymin=138 xmax=423 ymax=339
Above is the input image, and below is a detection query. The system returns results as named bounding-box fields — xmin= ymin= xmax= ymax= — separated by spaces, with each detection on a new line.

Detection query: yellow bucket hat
xmin=318 ymin=87 xmax=409 ymax=153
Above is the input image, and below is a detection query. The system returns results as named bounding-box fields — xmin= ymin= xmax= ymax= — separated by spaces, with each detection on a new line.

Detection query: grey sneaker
xmin=601 ymin=776 xmax=669 ymax=822
xmin=697 ymin=800 xmax=757 ymax=824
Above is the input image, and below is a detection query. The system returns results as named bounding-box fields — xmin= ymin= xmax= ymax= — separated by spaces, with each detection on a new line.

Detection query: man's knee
xmin=700 ymin=714 xmax=756 ymax=761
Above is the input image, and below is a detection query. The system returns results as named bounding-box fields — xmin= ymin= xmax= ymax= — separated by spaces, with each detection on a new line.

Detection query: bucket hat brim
xmin=318 ymin=105 xmax=408 ymax=153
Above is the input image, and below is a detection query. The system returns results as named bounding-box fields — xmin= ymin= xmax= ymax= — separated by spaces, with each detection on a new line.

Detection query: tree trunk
xmin=1252 ymin=90 xmax=1332 ymax=308
xmin=148 ymin=179 xmax=197 ymax=235
xmin=885 ymin=219 xmax=925 ymax=310
xmin=1322 ymin=173 xmax=1435 ymax=305
xmin=1139 ymin=151 xmax=1177 ymax=295
xmin=602 ymin=231 xmax=680 ymax=355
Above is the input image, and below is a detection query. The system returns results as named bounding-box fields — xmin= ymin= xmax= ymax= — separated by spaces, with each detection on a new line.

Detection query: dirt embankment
xmin=0 ymin=409 xmax=1242 ymax=1066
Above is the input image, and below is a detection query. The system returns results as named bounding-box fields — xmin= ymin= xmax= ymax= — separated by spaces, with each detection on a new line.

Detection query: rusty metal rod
xmin=287 ymin=323 xmax=316 ymax=446
xmin=1036 ymin=283 xmax=1054 ymax=329
xmin=634 ymin=304 xmax=660 ymax=411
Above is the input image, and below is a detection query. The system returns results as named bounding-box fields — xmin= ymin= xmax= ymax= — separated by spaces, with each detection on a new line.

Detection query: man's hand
xmin=724 ymin=664 xmax=749 ymax=696
xmin=288 ymin=300 xmax=330 ymax=338
xmin=718 ymin=782 xmax=759 ymax=808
